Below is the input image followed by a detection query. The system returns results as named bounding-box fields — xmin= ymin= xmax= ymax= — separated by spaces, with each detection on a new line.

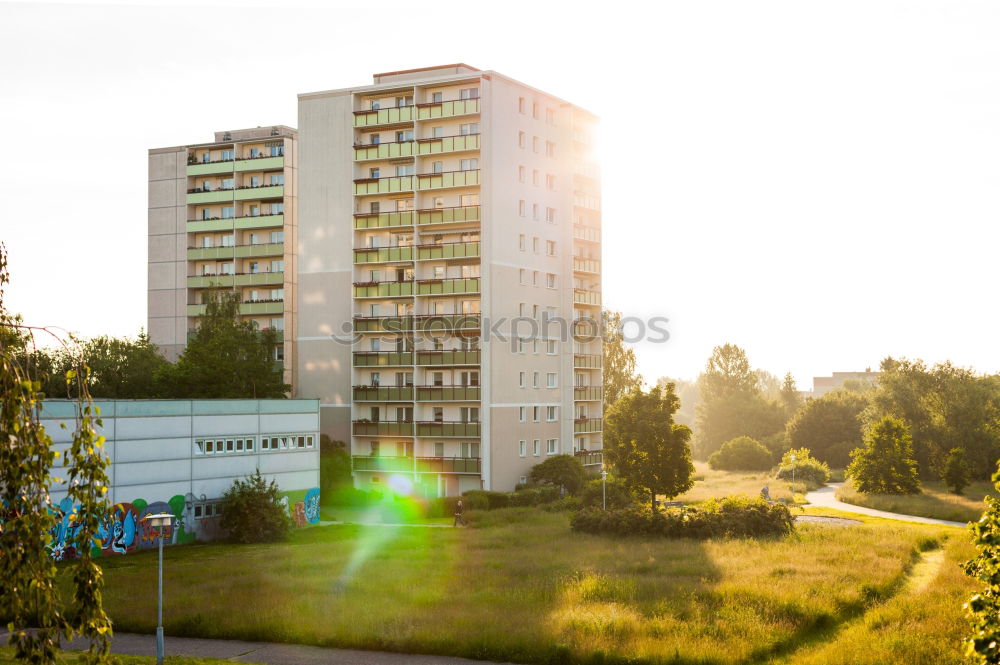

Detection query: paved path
xmin=805 ymin=483 xmax=967 ymax=528
xmin=0 ymin=630 xmax=514 ymax=665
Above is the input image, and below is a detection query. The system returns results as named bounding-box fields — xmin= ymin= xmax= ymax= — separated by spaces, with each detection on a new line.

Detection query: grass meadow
xmin=0 ymin=648 xmax=230 ymax=665
xmin=678 ymin=462 xmax=810 ymax=504
xmin=65 ymin=502 xmax=979 ymax=665
xmin=836 ymin=479 xmax=997 ymax=523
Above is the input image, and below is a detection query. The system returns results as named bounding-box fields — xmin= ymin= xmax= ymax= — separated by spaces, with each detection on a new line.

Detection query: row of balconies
xmin=353 ymin=350 xmax=481 ymax=367
xmin=352 ymin=99 xmax=480 ymax=128
xmin=573 ymin=257 xmax=601 ymax=274
xmin=187 ymin=214 xmax=284 ymax=234
xmin=352 ymin=421 xmax=481 ymax=437
xmin=353 ymin=278 xmax=480 ymax=299
xmin=576 ymin=451 xmax=604 ymax=467
xmin=353 ymin=385 xmax=481 ymax=402
xmin=186 ymin=155 xmax=284 ymax=177
xmin=353 ymin=240 xmax=479 ymax=264
xmin=187 ymin=242 xmax=283 ymax=261
xmin=187 ymin=185 xmax=283 ymax=205
xmin=353 ymin=134 xmax=480 ymax=161
xmin=187 ymin=301 xmax=283 ymax=317
xmin=573 ymin=289 xmax=601 ymax=307
xmin=353 ymin=314 xmax=480 ymax=333
xmin=574 ymin=418 xmax=604 ymax=434
xmin=353 ymin=205 xmax=480 ymax=230
xmin=573 ymin=224 xmax=600 ymax=243
xmin=351 ymin=455 xmax=481 ymax=474
xmin=354 ymin=170 xmax=479 ymax=196
xmin=187 ymin=272 xmax=284 ymax=289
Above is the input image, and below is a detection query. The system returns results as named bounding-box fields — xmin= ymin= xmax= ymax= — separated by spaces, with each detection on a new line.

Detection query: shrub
xmin=543 ymin=496 xmax=582 ymax=512
xmin=776 ymin=448 xmax=831 ymax=487
xmin=529 ymin=454 xmax=587 ymax=495
xmin=964 ymin=461 xmax=1000 ymax=663
xmin=322 ymin=486 xmax=373 ymax=507
xmin=847 ymin=417 xmax=921 ymax=495
xmin=942 ymin=447 xmax=971 ymax=495
xmin=219 ymin=470 xmax=291 ymax=544
xmin=708 ymin=436 xmax=773 ymax=471
xmin=463 ymin=486 xmax=560 ymax=511
xmin=580 ymin=477 xmax=636 ymax=509
xmin=570 ymin=495 xmax=794 ymax=539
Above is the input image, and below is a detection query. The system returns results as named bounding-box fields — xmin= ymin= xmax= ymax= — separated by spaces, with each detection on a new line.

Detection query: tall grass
xmin=836 ymin=480 xmax=997 ymax=523
xmin=678 ymin=461 xmax=807 ymax=504
xmin=67 ymin=508 xmax=966 ymax=665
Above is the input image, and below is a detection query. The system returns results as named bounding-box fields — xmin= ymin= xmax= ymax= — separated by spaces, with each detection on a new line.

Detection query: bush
xmin=219 ymin=470 xmax=292 ymax=544
xmin=543 ymin=496 xmax=582 ymax=512
xmin=580 ymin=477 xmax=636 ymax=509
xmin=708 ymin=436 xmax=773 ymax=471
xmin=570 ymin=495 xmax=794 ymax=539
xmin=528 ymin=454 xmax=587 ymax=495
xmin=847 ymin=417 xmax=921 ymax=495
xmin=777 ymin=458 xmax=831 ymax=487
xmin=942 ymin=447 xmax=970 ymax=495
xmin=322 ymin=486 xmax=374 ymax=507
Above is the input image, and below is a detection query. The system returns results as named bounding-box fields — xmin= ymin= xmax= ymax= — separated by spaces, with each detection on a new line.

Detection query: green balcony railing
xmin=234 ymin=214 xmax=284 ymax=230
xmin=351 ymin=456 xmax=481 ymax=474
xmin=416 ymin=205 xmax=480 ymax=226
xmin=186 ymin=242 xmax=284 ymax=262
xmin=416 ymin=350 xmax=480 ymax=366
xmin=415 ymin=421 xmax=481 ymax=437
xmin=573 ymin=257 xmax=601 ymax=273
xmin=353 ymin=211 xmax=414 ymax=229
xmin=416 ymin=385 xmax=480 ymax=401
xmin=353 ymin=246 xmax=415 ymax=264
xmin=353 ymin=281 xmax=415 ymax=298
xmin=352 ymin=421 xmax=414 ymax=436
xmin=416 ymin=241 xmax=480 ymax=261
xmin=235 ymin=242 xmax=284 ymax=259
xmin=416 ymin=170 xmax=479 ymax=191
xmin=416 ymin=98 xmax=480 ymax=120
xmin=573 ymin=224 xmax=600 ymax=243
xmin=574 ymin=354 xmax=603 ymax=369
xmin=576 ymin=451 xmax=604 ymax=467
xmin=186 ymin=272 xmax=285 ymax=289
xmin=353 ymin=106 xmax=416 ymax=128
xmin=188 ymin=215 xmax=284 ymax=234
xmin=234 ymin=185 xmax=283 ymax=201
xmin=416 ymin=278 xmax=479 ymax=296
xmin=235 ymin=156 xmax=283 ymax=171
xmin=354 ymin=176 xmax=414 ymax=195
xmin=352 ymin=386 xmax=415 ymax=402
xmin=190 ymin=328 xmax=285 ymax=344
xmin=186 ymin=161 xmax=234 ymax=177
xmin=573 ymin=289 xmax=601 ymax=306
xmin=574 ymin=418 xmax=603 ymax=434
xmin=416 ymin=134 xmax=480 ymax=155
xmin=187 ymin=301 xmax=283 ymax=317
xmin=353 ymin=316 xmax=415 ymax=333
xmin=351 ymin=314 xmax=480 ymax=333
xmin=574 ymin=386 xmax=603 ymax=401
xmin=186 ymin=189 xmax=234 ymax=205
xmin=353 ymin=351 xmax=414 ymax=367
xmin=353 ymin=141 xmax=416 ymax=161
xmin=186 ymin=246 xmax=235 ymax=261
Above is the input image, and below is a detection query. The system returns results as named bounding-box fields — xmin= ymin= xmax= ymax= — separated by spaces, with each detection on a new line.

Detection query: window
xmin=533 ymin=406 xmax=541 ymax=422
xmin=546 ymin=240 xmax=556 ymax=256
xmin=546 ymin=273 xmax=556 ymax=288
xmin=519 ymin=268 xmax=526 ymax=284
xmin=532 ymin=237 xmax=540 ymax=254
xmin=532 ymin=270 xmax=539 ymax=286
xmin=269 ymin=173 xmax=284 ymax=186
xmin=532 ymin=371 xmax=539 ymax=388
xmin=431 ymin=126 xmax=444 ymax=138
xmin=518 ymin=234 xmax=526 ymax=251
xmin=396 ymin=95 xmax=413 ymax=107
xmin=547 ymin=406 xmax=558 ymax=421
xmin=519 ymin=371 xmax=526 ymax=388
xmin=461 ymin=441 xmax=481 ymax=458
xmin=518 ymin=131 xmax=526 ymax=148
xmin=546 ymin=140 xmax=555 ymax=157
xmin=532 ymin=136 xmax=540 ymax=153
xmin=396 ymin=164 xmax=414 ymax=176
xmin=546 ymin=438 xmax=557 ymax=454
xmin=459 ymin=158 xmax=478 ymax=171
xmin=432 ymin=160 xmax=444 ymax=174
xmin=222 ymin=206 xmax=235 ymax=219
xmin=270 ymin=230 xmax=284 ymax=243
xmin=518 ymin=200 xmax=526 ymax=217
xmin=518 ymin=96 xmax=526 ymax=114
xmin=396 ymin=129 xmax=414 ymax=142
xmin=271 ymin=259 xmax=284 ymax=272
xmin=519 ymin=440 xmax=527 ymax=457
xmin=519 ymin=406 xmax=527 ymax=422
xmin=459 ymin=123 xmax=479 ymax=135
xmin=533 ymin=439 xmax=540 ymax=456
xmin=546 ymin=174 xmax=557 ymax=190
xmin=371 ymin=441 xmax=380 ymax=455
xmin=547 ymin=340 xmax=557 ymax=354
xmin=546 ymin=207 xmax=556 ymax=223
xmin=432 ymin=91 xmax=443 ymax=103
xmin=270 ymin=202 xmax=284 ymax=214
xmin=433 ymin=196 xmax=444 ymax=208
xmin=532 ymin=203 xmax=540 ymax=221
xmin=370 ymin=167 xmax=380 ymax=178
xmin=532 ymin=169 xmax=540 ymax=186
xmin=460 ymin=193 xmax=479 ymax=206
xmin=369 ymin=133 xmax=380 ymax=145
xmin=532 ymin=102 xmax=539 ymax=119
xmin=546 ymin=108 xmax=555 ymax=124
xmin=518 ymin=166 xmax=526 ymax=183
xmin=547 ymin=373 xmax=557 ymax=388
xmin=460 ymin=87 xmax=479 ymax=100
xmin=434 ymin=441 xmax=444 ymax=457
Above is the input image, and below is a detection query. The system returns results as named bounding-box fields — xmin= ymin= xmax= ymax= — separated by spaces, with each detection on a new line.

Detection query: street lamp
xmin=142 ymin=513 xmax=174 ymax=665
xmin=601 ymin=467 xmax=608 ymax=510
xmin=790 ymin=454 xmax=797 ymax=493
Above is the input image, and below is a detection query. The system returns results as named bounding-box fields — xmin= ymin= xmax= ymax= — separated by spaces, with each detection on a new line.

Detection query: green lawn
xmin=65 ymin=503 xmax=978 ymax=665
xmin=678 ymin=461 xmax=810 ymax=504
xmin=836 ymin=479 xmax=998 ymax=523
xmin=0 ymin=648 xmax=233 ymax=665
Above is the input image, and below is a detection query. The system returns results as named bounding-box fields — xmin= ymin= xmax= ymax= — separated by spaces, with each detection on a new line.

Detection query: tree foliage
xmin=602 ymin=309 xmax=642 ymax=408
xmin=529 ymin=454 xmax=588 ymax=495
xmin=785 ymin=389 xmax=867 ymax=467
xmin=37 ymin=332 xmax=169 ymax=399
xmin=964 ymin=462 xmax=1000 ymax=664
xmin=219 ymin=470 xmax=292 ymax=544
xmin=604 ymin=383 xmax=695 ymax=511
xmin=847 ymin=417 xmax=921 ymax=495
xmin=319 ymin=435 xmax=351 ymax=503
xmin=708 ymin=436 xmax=773 ymax=471
xmin=779 ymin=372 xmax=803 ymax=419
xmin=943 ymin=447 xmax=971 ymax=495
xmin=776 ymin=447 xmax=831 ymax=486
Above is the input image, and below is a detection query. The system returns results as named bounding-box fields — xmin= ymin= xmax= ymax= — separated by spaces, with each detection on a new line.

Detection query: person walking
xmin=453 ymin=498 xmax=467 ymax=527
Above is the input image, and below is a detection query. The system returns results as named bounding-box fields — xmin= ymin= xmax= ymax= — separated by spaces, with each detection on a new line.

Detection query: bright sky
xmin=2 ymin=0 xmax=998 ymax=390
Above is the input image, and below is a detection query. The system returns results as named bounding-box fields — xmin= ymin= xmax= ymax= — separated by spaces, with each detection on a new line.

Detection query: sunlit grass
xmin=69 ymin=506 xmax=969 ymax=665
xmin=836 ymin=480 xmax=997 ymax=523
xmin=0 ymin=648 xmax=239 ymax=665
xmin=678 ymin=461 xmax=807 ymax=504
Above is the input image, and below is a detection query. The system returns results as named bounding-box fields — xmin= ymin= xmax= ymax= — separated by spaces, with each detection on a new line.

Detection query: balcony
xmin=573 ymin=289 xmax=601 ymax=307
xmin=353 ymin=140 xmax=416 ymax=162
xmin=573 ymin=224 xmax=600 ymax=243
xmin=415 ymin=350 xmax=480 ymax=366
xmin=573 ymin=257 xmax=601 ymax=274
xmin=187 ymin=214 xmax=285 ymax=234
xmin=574 ymin=386 xmax=603 ymax=401
xmin=415 ymin=421 xmax=480 ymax=437
xmin=416 ymin=278 xmax=480 ymax=296
xmin=354 ymin=316 xmax=414 ymax=333
xmin=415 ymin=385 xmax=481 ymax=401
xmin=416 ymin=133 xmax=480 ymax=156
xmin=416 ymin=241 xmax=480 ymax=261
xmin=574 ymin=418 xmax=603 ymax=434
xmin=186 ymin=300 xmax=283 ymax=317
xmin=186 ymin=188 xmax=234 ymax=205
xmin=574 ymin=354 xmax=603 ymax=369
xmin=353 ymin=281 xmax=415 ymax=298
xmin=353 ymin=246 xmax=414 ymax=264
xmin=352 ymin=421 xmax=414 ymax=436
xmin=187 ymin=160 xmax=234 ymax=177
xmin=576 ymin=451 xmax=604 ymax=467
xmin=353 ymin=386 xmax=415 ymax=402
xmin=413 ymin=314 xmax=480 ymax=332
xmin=416 ymin=170 xmax=480 ymax=191
xmin=353 ymin=105 xmax=416 ymax=128
xmin=187 ymin=272 xmax=284 ymax=289
xmin=235 ymin=156 xmax=284 ymax=172
xmin=416 ymin=205 xmax=481 ymax=226
xmin=187 ymin=242 xmax=283 ymax=261
xmin=234 ymin=214 xmax=285 ymax=230
xmin=416 ymin=98 xmax=480 ymax=120
xmin=351 ymin=455 xmax=481 ymax=474
xmin=353 ymin=351 xmax=414 ymax=367
xmin=354 ymin=211 xmax=414 ymax=229
xmin=234 ymin=184 xmax=283 ymax=201
xmin=354 ymin=175 xmax=415 ymax=196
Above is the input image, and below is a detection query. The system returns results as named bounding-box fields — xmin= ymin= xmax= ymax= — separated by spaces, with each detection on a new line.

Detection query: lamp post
xmin=790 ymin=454 xmax=797 ymax=493
xmin=601 ymin=467 xmax=608 ymax=510
xmin=142 ymin=513 xmax=174 ymax=665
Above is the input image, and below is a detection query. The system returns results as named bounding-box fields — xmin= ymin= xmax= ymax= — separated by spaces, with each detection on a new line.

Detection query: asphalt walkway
xmin=805 ymin=483 xmax=967 ymax=528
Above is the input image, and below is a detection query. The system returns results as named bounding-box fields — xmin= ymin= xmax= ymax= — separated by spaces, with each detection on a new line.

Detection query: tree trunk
xmin=650 ymin=489 xmax=657 ymax=514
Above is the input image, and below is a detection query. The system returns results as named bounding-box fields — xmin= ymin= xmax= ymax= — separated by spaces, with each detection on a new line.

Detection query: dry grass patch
xmin=679 ymin=462 xmax=807 ymax=504
xmin=836 ymin=479 xmax=997 ymax=523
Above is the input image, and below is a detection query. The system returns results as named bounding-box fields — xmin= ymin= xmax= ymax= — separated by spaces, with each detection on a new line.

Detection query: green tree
xmin=39 ymin=332 xmax=169 ymax=399
xmin=219 ymin=470 xmax=292 ymax=544
xmin=942 ymin=447 xmax=971 ymax=495
xmin=602 ymin=309 xmax=642 ymax=408
xmin=708 ymin=436 xmax=773 ymax=471
xmin=847 ymin=417 xmax=921 ymax=494
xmin=656 ymin=376 xmax=699 ymax=427
xmin=0 ymin=245 xmax=113 ymax=665
xmin=785 ymin=390 xmax=868 ymax=467
xmin=964 ymin=462 xmax=1000 ymax=664
xmin=779 ymin=372 xmax=803 ymax=419
xmin=529 ymin=454 xmax=588 ymax=495
xmin=319 ymin=435 xmax=352 ymax=502
xmin=164 ymin=291 xmax=289 ymax=398
xmin=604 ymin=383 xmax=695 ymax=512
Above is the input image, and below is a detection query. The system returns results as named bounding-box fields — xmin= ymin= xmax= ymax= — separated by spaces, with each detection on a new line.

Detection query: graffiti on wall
xmin=279 ymin=487 xmax=321 ymax=527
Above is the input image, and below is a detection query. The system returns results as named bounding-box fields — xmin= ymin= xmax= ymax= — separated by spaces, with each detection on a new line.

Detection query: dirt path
xmin=805 ymin=483 xmax=966 ymax=527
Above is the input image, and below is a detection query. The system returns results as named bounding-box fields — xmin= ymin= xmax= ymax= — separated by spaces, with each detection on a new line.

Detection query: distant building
xmin=39 ymin=398 xmax=319 ymax=559
xmin=812 ymin=370 xmax=879 ymax=397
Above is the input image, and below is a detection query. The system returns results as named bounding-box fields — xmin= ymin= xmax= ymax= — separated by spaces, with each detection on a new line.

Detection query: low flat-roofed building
xmin=39 ymin=398 xmax=319 ymax=558
xmin=812 ymin=370 xmax=880 ymax=397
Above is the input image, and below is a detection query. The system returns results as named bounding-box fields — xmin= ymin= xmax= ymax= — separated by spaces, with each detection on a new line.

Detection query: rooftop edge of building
xmin=149 ymin=125 xmax=298 ymax=154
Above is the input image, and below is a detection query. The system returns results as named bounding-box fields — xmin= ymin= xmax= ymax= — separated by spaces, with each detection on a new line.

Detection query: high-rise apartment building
xmin=296 ymin=64 xmax=602 ymax=494
xmin=148 ymin=126 xmax=298 ymax=388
